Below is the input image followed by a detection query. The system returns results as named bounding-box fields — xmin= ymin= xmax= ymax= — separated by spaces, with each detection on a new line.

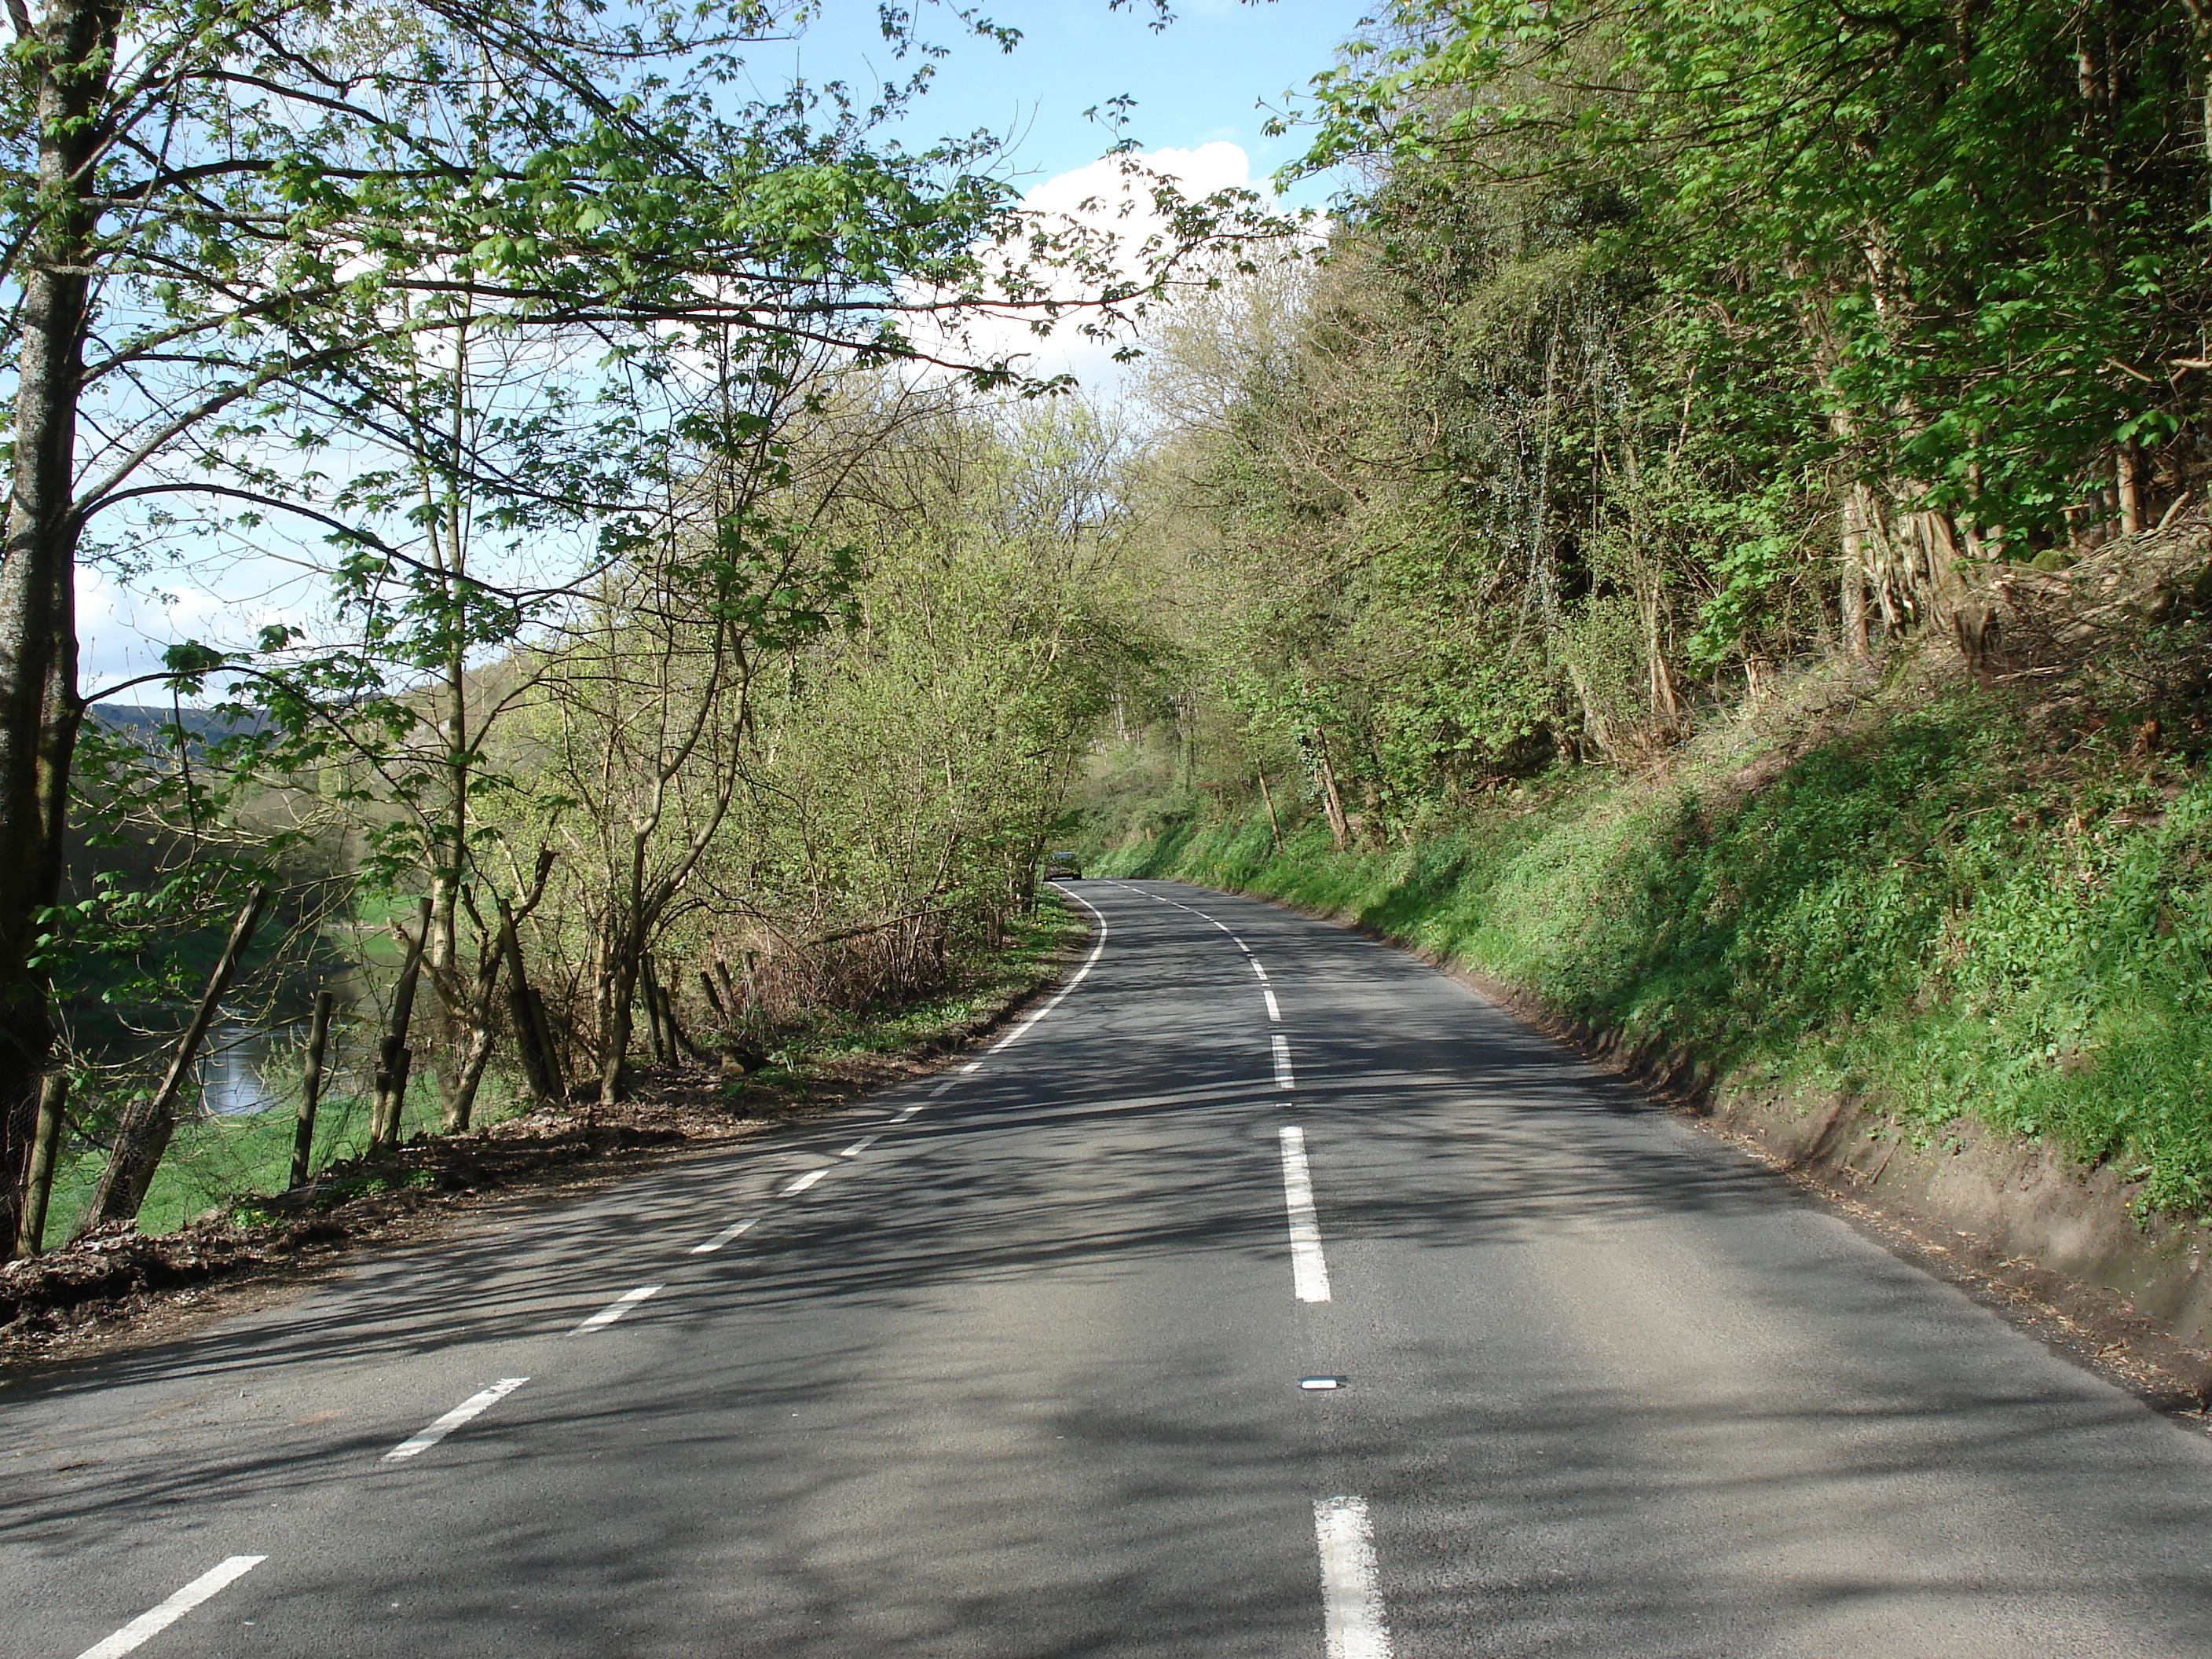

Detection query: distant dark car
xmin=1043 ymin=851 xmax=1084 ymax=881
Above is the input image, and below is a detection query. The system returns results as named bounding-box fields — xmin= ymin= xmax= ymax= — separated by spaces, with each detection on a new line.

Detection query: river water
xmin=198 ymin=1022 xmax=299 ymax=1115
xmin=188 ymin=1020 xmax=369 ymax=1116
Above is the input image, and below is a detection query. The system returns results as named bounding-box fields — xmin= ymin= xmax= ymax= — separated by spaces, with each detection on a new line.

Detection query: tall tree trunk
xmin=427 ymin=309 xmax=474 ymax=1115
xmin=442 ymin=1023 xmax=500 ymax=1133
xmin=499 ymin=899 xmax=566 ymax=1106
xmin=0 ymin=0 xmax=113 ymax=1259
xmin=370 ymin=899 xmax=433 ymax=1148
xmin=291 ymin=991 xmax=334 ymax=1189
xmin=1562 ymin=655 xmax=1621 ymax=762
xmin=596 ymin=923 xmax=643 ymax=1107
xmin=1255 ymin=765 xmax=1284 ymax=854
xmin=1840 ymin=485 xmax=1873 ymax=661
xmin=2185 ymin=0 xmax=2212 ymax=218
xmin=440 ymin=925 xmax=503 ymax=1133
xmin=1618 ymin=438 xmax=1679 ymax=721
xmin=640 ymin=953 xmax=668 ymax=1064
xmin=1529 ymin=309 xmax=1564 ymax=636
xmin=599 ymin=967 xmax=638 ymax=1105
xmin=1910 ymin=505 xmax=1972 ymax=635
xmin=1645 ymin=586 xmax=1681 ymax=721
xmin=1309 ymin=730 xmax=1351 ymax=851
xmin=14 ymin=1072 xmax=68 ymax=1256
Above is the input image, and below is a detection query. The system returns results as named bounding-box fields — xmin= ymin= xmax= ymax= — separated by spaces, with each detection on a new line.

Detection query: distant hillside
xmin=89 ymin=704 xmax=269 ymax=747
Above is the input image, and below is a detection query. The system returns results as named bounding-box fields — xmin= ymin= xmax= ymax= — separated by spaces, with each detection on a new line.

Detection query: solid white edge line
xmin=840 ymin=1134 xmax=877 ymax=1157
xmin=1314 ymin=1496 xmax=1391 ymax=1659
xmin=75 ymin=1555 xmax=268 ymax=1659
xmin=1279 ymin=1126 xmax=1332 ymax=1303
xmin=782 ymin=1168 xmax=828 ymax=1196
xmin=383 ymin=1376 xmax=529 ymax=1462
xmin=980 ymin=890 xmax=1109 ymax=1058
xmin=1262 ymin=987 xmax=1282 ymax=1023
xmin=691 ymin=1218 xmax=757 ymax=1254
xmin=1273 ymin=1032 xmax=1295 ymax=1090
xmin=570 ymin=1284 xmax=663 ymax=1335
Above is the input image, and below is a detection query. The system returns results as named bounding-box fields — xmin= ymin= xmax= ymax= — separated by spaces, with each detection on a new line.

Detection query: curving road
xmin=8 ymin=879 xmax=2212 ymax=1657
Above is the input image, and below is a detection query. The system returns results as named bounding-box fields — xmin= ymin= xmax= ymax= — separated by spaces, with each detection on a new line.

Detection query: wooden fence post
xmin=369 ymin=898 xmax=433 ymax=1150
xmin=291 ymin=990 xmax=335 ymax=1188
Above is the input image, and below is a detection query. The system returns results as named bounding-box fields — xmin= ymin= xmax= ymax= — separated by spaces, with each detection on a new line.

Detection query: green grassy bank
xmin=1097 ymin=685 xmax=2212 ymax=1218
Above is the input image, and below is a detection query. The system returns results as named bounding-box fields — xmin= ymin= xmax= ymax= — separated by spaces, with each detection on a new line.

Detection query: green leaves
xmin=158 ymin=640 xmax=231 ymax=694
xmin=1686 ymin=531 xmax=1796 ymax=670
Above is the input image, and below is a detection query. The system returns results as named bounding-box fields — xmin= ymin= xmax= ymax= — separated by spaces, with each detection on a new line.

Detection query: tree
xmin=1297 ymin=0 xmax=2212 ymax=650
xmin=0 ymin=0 xmax=1271 ymax=1251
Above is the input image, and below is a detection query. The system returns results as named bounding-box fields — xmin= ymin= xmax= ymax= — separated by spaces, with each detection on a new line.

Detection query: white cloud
xmin=79 ymin=553 xmax=328 ymax=701
xmin=921 ymin=140 xmax=1268 ymax=396
xmin=1024 ymin=138 xmax=1255 ymax=218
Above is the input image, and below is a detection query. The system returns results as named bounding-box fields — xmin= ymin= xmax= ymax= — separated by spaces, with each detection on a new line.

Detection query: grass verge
xmin=1099 ymin=668 xmax=2212 ymax=1219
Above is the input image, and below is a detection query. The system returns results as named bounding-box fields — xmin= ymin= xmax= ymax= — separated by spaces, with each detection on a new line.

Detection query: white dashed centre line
xmin=1273 ymin=1033 xmax=1295 ymax=1090
xmin=1249 ymin=960 xmax=1269 ymax=980
xmin=384 ymin=1377 xmax=529 ymax=1461
xmin=1278 ymin=1126 xmax=1333 ymax=1303
xmin=75 ymin=1555 xmax=268 ymax=1659
xmin=691 ymin=1218 xmax=756 ymax=1254
xmin=570 ymin=1284 xmax=662 ymax=1335
xmin=840 ymin=1134 xmax=878 ymax=1157
xmin=782 ymin=1168 xmax=829 ymax=1195
xmin=1314 ymin=1496 xmax=1392 ymax=1659
xmin=895 ymin=1103 xmax=925 ymax=1120
xmin=1262 ymin=987 xmax=1283 ymax=1023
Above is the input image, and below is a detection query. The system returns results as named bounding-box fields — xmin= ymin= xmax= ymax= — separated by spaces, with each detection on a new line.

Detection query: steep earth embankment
xmin=1101 ymin=518 xmax=2212 ymax=1378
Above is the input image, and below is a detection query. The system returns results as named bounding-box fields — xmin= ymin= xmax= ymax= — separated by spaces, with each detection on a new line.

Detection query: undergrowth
xmin=767 ymin=896 xmax=1080 ymax=1071
xmin=39 ymin=1071 xmax=519 ymax=1243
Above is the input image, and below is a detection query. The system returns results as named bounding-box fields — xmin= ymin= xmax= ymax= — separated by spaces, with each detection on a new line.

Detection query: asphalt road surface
xmin=9 ymin=878 xmax=2212 ymax=1658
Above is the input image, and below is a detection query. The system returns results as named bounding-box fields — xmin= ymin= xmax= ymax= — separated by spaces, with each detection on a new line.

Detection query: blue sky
xmin=754 ymin=0 xmax=1364 ymax=205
